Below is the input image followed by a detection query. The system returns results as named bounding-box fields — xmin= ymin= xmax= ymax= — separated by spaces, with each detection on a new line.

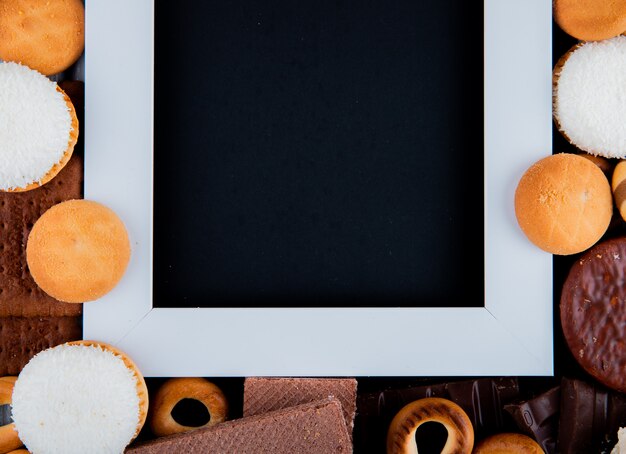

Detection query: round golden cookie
xmin=514 ymin=153 xmax=612 ymax=255
xmin=0 ymin=0 xmax=85 ymax=75
xmin=554 ymin=0 xmax=626 ymax=41
xmin=473 ymin=433 xmax=544 ymax=453
xmin=26 ymin=200 xmax=131 ymax=303
xmin=149 ymin=377 xmax=228 ymax=437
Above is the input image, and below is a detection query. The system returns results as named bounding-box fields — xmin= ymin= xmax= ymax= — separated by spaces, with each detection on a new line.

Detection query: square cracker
xmin=0 ymin=316 xmax=82 ymax=376
xmin=0 ymin=154 xmax=83 ymax=317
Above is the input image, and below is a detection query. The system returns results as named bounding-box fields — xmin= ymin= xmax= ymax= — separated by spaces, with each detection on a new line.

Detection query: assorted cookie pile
xmin=3 ymin=0 xmax=626 ymax=453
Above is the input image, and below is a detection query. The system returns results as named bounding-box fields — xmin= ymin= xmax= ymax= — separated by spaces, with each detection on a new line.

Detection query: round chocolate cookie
xmin=561 ymin=237 xmax=626 ymax=392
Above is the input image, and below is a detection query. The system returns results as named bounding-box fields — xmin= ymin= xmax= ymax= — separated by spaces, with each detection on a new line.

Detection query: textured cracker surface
xmin=0 ymin=154 xmax=83 ymax=316
xmin=127 ymin=399 xmax=352 ymax=454
xmin=243 ymin=377 xmax=357 ymax=439
xmin=0 ymin=316 xmax=81 ymax=376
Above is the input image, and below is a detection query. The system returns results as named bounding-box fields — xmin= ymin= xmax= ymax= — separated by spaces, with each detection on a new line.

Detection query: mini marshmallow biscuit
xmin=11 ymin=342 xmax=148 ymax=454
xmin=554 ymin=37 xmax=626 ymax=159
xmin=0 ymin=62 xmax=77 ymax=191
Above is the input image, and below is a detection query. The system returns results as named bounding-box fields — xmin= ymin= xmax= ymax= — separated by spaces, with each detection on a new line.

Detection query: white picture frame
xmin=84 ymin=0 xmax=553 ymax=377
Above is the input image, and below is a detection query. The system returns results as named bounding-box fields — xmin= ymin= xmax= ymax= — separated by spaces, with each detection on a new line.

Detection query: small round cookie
xmin=473 ymin=433 xmax=544 ymax=453
xmin=26 ymin=200 xmax=131 ymax=303
xmin=560 ymin=237 xmax=626 ymax=393
xmin=0 ymin=377 xmax=23 ymax=454
xmin=514 ymin=153 xmax=612 ymax=255
xmin=150 ymin=377 xmax=228 ymax=437
xmin=554 ymin=0 xmax=626 ymax=41
xmin=387 ymin=397 xmax=473 ymax=454
xmin=0 ymin=0 xmax=85 ymax=75
xmin=11 ymin=341 xmax=148 ymax=454
xmin=553 ymin=37 xmax=626 ymax=159
xmin=0 ymin=62 xmax=78 ymax=192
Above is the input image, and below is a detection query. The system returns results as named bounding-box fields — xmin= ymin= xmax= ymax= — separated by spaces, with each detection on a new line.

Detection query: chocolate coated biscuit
xmin=560 ymin=237 xmax=626 ymax=392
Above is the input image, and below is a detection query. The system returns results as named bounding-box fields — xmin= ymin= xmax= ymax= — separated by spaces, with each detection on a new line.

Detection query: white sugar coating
xmin=555 ymin=36 xmax=626 ymax=158
xmin=0 ymin=61 xmax=72 ymax=190
xmin=11 ymin=344 xmax=140 ymax=454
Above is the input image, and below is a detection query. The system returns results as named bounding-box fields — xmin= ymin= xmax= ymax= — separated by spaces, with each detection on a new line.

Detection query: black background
xmin=153 ymin=0 xmax=484 ymax=308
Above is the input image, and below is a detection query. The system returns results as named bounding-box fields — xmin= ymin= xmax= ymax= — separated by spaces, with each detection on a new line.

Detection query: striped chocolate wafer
xmin=127 ymin=398 xmax=352 ymax=453
xmin=243 ymin=377 xmax=357 ymax=439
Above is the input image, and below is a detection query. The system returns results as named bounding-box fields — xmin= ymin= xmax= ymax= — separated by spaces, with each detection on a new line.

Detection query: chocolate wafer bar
xmin=244 ymin=377 xmax=357 ymax=438
xmin=0 ymin=316 xmax=82 ymax=375
xmin=128 ymin=398 xmax=351 ymax=454
xmin=0 ymin=154 xmax=83 ymax=317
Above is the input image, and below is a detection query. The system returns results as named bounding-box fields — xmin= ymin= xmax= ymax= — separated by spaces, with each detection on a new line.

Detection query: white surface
xmin=85 ymin=0 xmax=553 ymax=376
xmin=12 ymin=344 xmax=140 ymax=454
xmin=0 ymin=62 xmax=73 ymax=191
xmin=555 ymin=36 xmax=626 ymax=158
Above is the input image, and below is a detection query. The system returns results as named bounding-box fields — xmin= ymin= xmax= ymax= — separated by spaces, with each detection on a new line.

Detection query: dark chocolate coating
xmin=560 ymin=237 xmax=626 ymax=393
xmin=557 ymin=377 xmax=626 ymax=454
xmin=504 ymin=386 xmax=560 ymax=454
xmin=355 ymin=378 xmax=519 ymax=453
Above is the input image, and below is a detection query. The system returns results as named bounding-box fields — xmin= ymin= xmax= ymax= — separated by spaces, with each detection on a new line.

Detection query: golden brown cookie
xmin=473 ymin=433 xmax=544 ymax=453
xmin=554 ymin=0 xmax=626 ymax=41
xmin=514 ymin=153 xmax=612 ymax=255
xmin=26 ymin=200 xmax=131 ymax=303
xmin=0 ymin=0 xmax=85 ymax=75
